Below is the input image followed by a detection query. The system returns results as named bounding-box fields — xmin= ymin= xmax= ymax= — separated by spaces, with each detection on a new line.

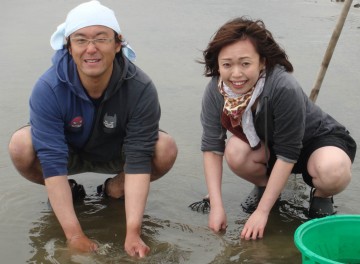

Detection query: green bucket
xmin=294 ymin=215 xmax=360 ymax=264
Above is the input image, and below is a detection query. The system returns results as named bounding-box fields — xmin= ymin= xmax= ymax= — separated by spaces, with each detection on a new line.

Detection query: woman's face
xmin=218 ymin=38 xmax=265 ymax=95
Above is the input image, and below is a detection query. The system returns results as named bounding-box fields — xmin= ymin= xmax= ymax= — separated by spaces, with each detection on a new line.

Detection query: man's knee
xmin=156 ymin=132 xmax=177 ymax=159
xmin=152 ymin=132 xmax=178 ymax=177
xmin=9 ymin=127 xmax=43 ymax=184
xmin=8 ymin=127 xmax=35 ymax=166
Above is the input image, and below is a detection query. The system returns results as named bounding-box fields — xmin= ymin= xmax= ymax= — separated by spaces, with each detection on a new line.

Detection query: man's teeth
xmin=85 ymin=59 xmax=99 ymax=62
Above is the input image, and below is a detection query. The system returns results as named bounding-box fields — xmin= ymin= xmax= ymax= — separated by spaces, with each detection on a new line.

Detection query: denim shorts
xmin=268 ymin=128 xmax=357 ymax=187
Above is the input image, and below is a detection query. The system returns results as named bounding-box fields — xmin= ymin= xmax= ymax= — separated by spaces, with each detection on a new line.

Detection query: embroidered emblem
xmin=69 ymin=116 xmax=83 ymax=128
xmin=103 ymin=113 xmax=117 ymax=129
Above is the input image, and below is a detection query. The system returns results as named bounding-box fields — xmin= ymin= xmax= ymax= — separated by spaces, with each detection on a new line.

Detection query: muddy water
xmin=1 ymin=0 xmax=359 ymax=263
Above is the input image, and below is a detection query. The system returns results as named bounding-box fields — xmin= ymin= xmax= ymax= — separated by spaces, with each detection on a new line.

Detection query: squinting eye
xmin=95 ymin=38 xmax=108 ymax=44
xmin=75 ymin=39 xmax=87 ymax=45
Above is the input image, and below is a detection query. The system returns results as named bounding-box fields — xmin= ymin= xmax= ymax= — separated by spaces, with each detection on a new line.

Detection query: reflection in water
xmin=27 ymin=176 xmax=306 ymax=263
xmin=208 ymin=175 xmax=306 ymax=263
xmin=27 ymin=195 xmax=127 ymax=263
xmin=27 ymin=195 xmax=225 ymax=263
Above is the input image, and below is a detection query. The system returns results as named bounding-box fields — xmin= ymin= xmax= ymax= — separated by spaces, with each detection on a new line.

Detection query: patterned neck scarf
xmin=219 ymin=81 xmax=255 ymax=127
xmin=219 ymin=72 xmax=266 ymax=147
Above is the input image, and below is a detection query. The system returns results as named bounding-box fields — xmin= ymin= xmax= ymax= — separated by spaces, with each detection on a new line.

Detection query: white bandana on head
xmin=50 ymin=0 xmax=136 ymax=61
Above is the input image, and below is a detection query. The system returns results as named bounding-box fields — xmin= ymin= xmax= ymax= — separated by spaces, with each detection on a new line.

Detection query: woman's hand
xmin=208 ymin=205 xmax=227 ymax=232
xmin=240 ymin=209 xmax=268 ymax=240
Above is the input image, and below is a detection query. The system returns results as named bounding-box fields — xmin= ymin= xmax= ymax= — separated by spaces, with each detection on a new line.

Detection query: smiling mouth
xmin=84 ymin=59 xmax=100 ymax=63
xmin=232 ymin=80 xmax=246 ymax=86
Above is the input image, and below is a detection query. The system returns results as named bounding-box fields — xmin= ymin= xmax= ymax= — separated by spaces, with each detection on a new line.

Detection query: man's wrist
xmin=63 ymin=224 xmax=84 ymax=240
xmin=67 ymin=232 xmax=85 ymax=242
xmin=126 ymin=223 xmax=142 ymax=236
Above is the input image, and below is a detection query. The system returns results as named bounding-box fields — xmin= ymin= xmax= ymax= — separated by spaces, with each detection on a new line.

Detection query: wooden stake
xmin=309 ymin=0 xmax=353 ymax=102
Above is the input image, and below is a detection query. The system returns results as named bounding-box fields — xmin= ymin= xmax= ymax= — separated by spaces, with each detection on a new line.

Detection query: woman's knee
xmin=308 ymin=147 xmax=352 ymax=192
xmin=224 ymin=136 xmax=249 ymax=169
xmin=311 ymin=162 xmax=351 ymax=190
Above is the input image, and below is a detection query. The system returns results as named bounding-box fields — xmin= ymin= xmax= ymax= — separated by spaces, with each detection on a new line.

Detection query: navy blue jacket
xmin=30 ymin=49 xmax=160 ymax=178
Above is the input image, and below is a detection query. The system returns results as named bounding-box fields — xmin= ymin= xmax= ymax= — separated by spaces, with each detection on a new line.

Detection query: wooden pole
xmin=309 ymin=0 xmax=353 ymax=102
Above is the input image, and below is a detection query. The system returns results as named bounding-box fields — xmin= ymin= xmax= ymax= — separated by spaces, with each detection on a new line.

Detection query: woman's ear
xmin=261 ymin=58 xmax=266 ymax=70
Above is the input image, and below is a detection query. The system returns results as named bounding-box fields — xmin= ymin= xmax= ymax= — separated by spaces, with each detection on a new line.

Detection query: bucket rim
xmin=294 ymin=214 xmax=360 ymax=264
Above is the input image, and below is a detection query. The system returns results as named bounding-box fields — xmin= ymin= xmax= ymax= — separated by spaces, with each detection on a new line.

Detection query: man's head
xmin=50 ymin=0 xmax=135 ymax=61
xmin=67 ymin=25 xmax=121 ymax=82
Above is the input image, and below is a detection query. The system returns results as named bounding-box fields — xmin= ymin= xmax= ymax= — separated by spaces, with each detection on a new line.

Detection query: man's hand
xmin=124 ymin=173 xmax=150 ymax=258
xmin=124 ymin=233 xmax=150 ymax=258
xmin=67 ymin=233 xmax=98 ymax=253
xmin=45 ymin=176 xmax=97 ymax=253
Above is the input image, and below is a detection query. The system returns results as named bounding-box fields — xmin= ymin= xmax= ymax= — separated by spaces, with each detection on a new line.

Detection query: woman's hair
xmin=200 ymin=16 xmax=293 ymax=77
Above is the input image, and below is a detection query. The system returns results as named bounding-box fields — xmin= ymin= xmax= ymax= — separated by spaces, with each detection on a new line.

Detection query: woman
xmin=194 ymin=17 xmax=356 ymax=240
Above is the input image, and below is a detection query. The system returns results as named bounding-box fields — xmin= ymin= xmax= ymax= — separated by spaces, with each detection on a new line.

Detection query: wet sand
xmin=1 ymin=0 xmax=359 ymax=263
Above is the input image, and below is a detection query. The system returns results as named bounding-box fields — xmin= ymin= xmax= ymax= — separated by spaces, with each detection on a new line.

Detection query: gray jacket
xmin=200 ymin=65 xmax=345 ymax=163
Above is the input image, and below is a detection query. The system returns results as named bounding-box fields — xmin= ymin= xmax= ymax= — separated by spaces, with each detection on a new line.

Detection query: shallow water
xmin=1 ymin=0 xmax=360 ymax=263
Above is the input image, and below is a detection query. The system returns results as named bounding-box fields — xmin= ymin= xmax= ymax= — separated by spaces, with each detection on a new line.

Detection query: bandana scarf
xmin=219 ymin=72 xmax=266 ymax=148
xmin=50 ymin=0 xmax=136 ymax=61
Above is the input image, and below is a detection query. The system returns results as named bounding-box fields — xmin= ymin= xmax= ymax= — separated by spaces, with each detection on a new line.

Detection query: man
xmin=8 ymin=0 xmax=177 ymax=258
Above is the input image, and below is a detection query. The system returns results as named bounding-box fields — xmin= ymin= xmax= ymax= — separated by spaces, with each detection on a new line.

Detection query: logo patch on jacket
xmin=103 ymin=113 xmax=117 ymax=133
xmin=67 ymin=116 xmax=83 ymax=133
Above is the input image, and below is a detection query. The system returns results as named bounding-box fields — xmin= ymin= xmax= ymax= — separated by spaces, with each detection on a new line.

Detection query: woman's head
xmin=201 ymin=16 xmax=293 ymax=77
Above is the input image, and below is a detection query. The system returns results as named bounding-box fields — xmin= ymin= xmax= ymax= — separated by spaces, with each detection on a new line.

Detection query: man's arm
xmin=124 ymin=173 xmax=151 ymax=258
xmin=45 ymin=176 xmax=98 ymax=252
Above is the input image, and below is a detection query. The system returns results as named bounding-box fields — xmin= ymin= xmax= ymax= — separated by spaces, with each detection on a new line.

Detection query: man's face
xmin=68 ymin=25 xmax=121 ymax=83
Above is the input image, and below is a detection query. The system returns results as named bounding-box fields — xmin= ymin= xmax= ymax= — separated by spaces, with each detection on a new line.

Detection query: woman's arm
xmin=241 ymin=158 xmax=294 ymax=240
xmin=204 ymin=151 xmax=227 ymax=232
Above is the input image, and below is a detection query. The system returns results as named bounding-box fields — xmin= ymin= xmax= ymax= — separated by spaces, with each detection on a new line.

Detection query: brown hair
xmin=200 ymin=16 xmax=293 ymax=77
